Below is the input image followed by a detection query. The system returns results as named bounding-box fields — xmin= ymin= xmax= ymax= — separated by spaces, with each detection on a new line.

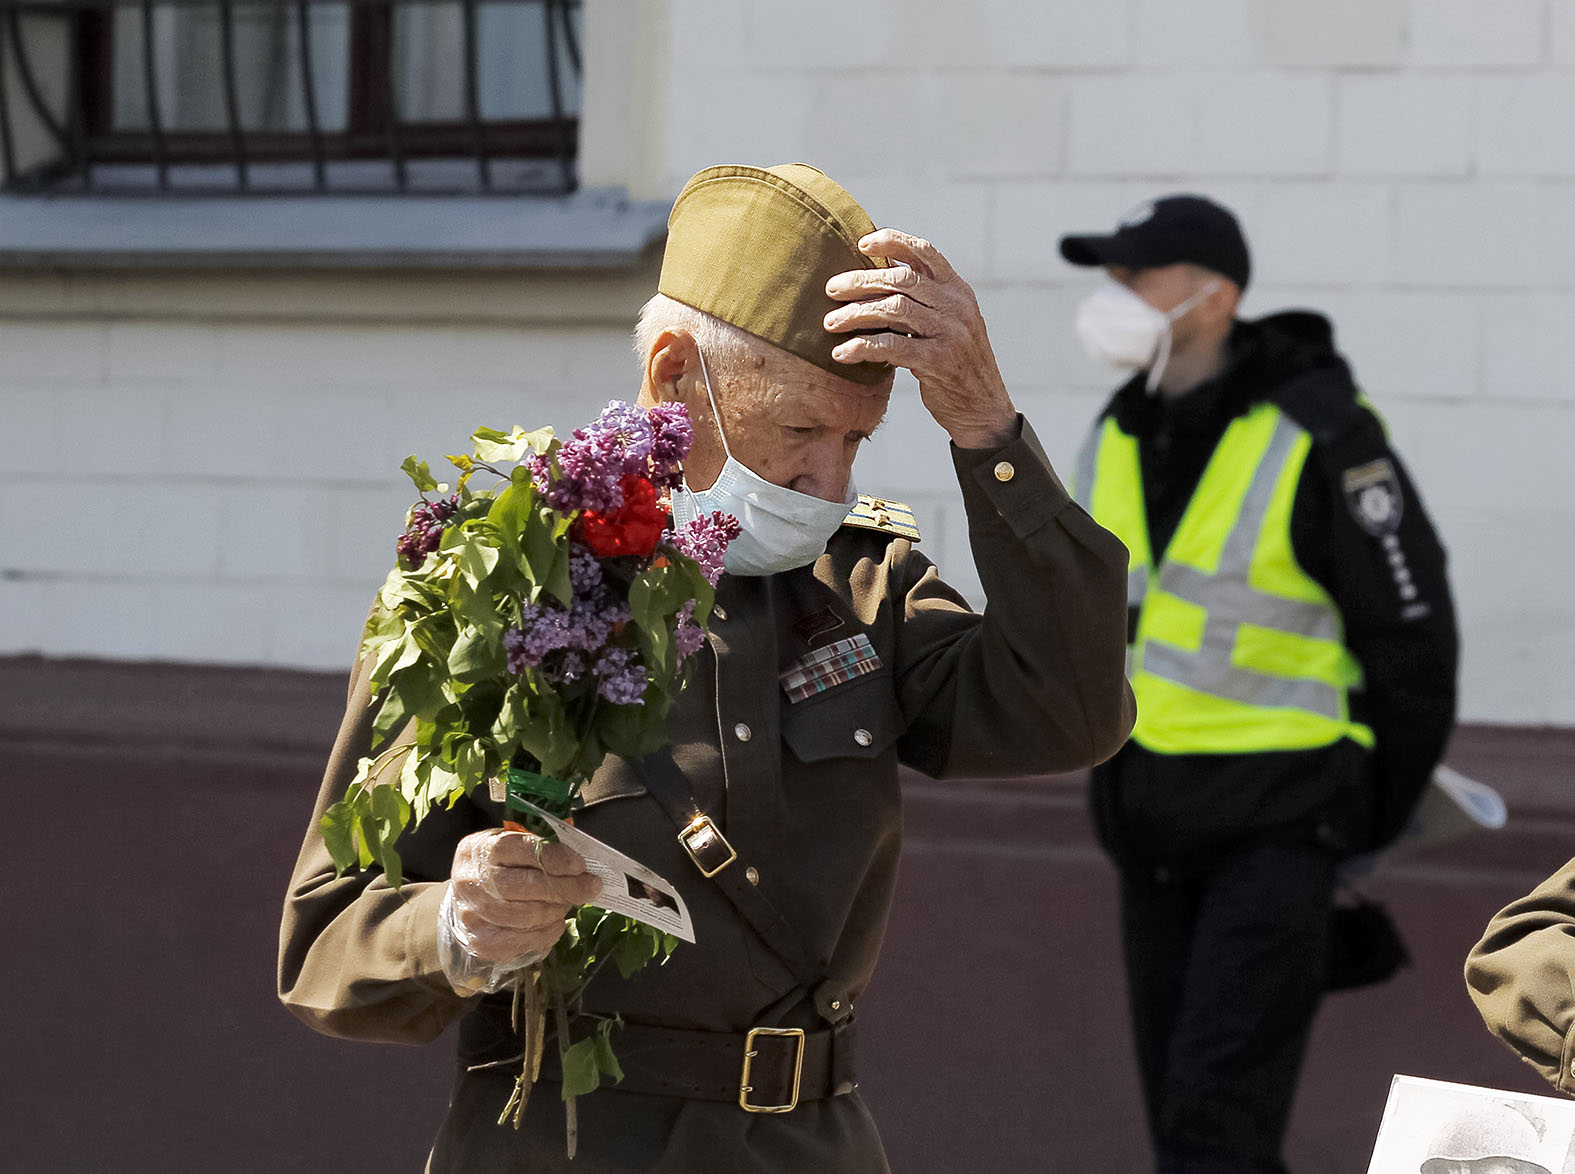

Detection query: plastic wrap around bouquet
xmin=319 ymin=400 xmax=738 ymax=1149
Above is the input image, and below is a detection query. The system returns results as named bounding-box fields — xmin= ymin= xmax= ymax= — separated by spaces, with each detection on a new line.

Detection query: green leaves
xmin=558 ymin=1038 xmax=601 ymax=1099
xmin=471 ymin=424 xmax=556 ymax=464
xmin=495 ymin=681 xmax=581 ymax=779
xmin=558 ymin=1018 xmax=626 ymax=1098
xmin=591 ymin=1019 xmax=625 ymax=1084
xmin=319 ymin=777 xmax=411 ymax=886
xmin=369 ymin=785 xmax=412 ymax=887
xmin=401 ymin=455 xmax=439 ymax=493
xmin=447 ymin=625 xmax=496 ymax=683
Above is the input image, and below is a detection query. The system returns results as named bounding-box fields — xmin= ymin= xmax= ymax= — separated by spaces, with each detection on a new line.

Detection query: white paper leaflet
xmin=516 ymin=800 xmax=696 ymax=944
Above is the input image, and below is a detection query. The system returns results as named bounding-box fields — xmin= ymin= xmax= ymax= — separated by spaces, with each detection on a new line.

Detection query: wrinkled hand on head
xmin=824 ymin=229 xmax=1017 ymax=450
xmin=448 ymin=827 xmax=602 ymax=964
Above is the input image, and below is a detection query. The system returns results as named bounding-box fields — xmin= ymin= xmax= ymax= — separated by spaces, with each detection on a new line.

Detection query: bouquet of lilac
xmin=320 ymin=401 xmax=737 ymax=1150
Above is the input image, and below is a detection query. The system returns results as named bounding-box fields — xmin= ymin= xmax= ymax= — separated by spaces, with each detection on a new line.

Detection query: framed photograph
xmin=1368 ymin=1075 xmax=1575 ymax=1173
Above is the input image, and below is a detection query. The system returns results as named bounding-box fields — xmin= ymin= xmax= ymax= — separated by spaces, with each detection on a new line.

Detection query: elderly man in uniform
xmin=1060 ymin=194 xmax=1459 ymax=1173
xmin=278 ymin=163 xmax=1135 ymax=1172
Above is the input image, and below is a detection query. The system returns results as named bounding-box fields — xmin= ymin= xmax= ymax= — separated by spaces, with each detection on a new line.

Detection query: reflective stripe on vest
xmin=1074 ymin=404 xmax=1373 ymax=755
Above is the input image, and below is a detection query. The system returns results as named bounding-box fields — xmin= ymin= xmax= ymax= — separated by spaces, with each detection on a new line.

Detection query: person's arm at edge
xmin=1466 ymin=857 xmax=1575 ymax=1095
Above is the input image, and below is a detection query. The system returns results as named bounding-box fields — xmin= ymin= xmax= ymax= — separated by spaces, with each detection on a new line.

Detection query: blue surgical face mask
xmin=670 ymin=347 xmax=855 ymax=577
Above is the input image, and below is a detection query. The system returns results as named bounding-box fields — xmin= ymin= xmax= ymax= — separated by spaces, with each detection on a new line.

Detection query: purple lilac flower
xmin=568 ymin=545 xmax=603 ymax=595
xmin=536 ymin=401 xmax=660 ymax=513
xmin=593 ymin=646 xmax=648 ymax=706
xmin=594 ymin=401 xmax=657 ymax=475
xmin=503 ymin=603 xmax=576 ymax=673
xmin=546 ymin=435 xmax=624 ymax=514
xmin=397 ymin=494 xmax=460 ymax=569
xmin=565 ymin=594 xmax=615 ymax=652
xmin=504 ymin=580 xmax=634 ymax=680
xmin=523 ymin=451 xmax=555 ymax=498
xmin=673 ymin=598 xmax=704 ymax=666
xmin=647 ymin=403 xmax=693 ymax=489
xmin=528 ymin=401 xmax=690 ymax=513
xmin=671 ymin=510 xmax=741 ymax=586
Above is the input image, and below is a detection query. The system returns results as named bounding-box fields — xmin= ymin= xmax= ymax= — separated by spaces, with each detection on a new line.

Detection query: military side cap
xmin=842 ymin=494 xmax=921 ymax=541
xmin=659 ymin=163 xmax=891 ymax=386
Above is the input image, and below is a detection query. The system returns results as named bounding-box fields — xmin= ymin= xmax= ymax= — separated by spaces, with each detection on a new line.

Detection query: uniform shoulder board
xmin=841 ymin=494 xmax=921 ymax=541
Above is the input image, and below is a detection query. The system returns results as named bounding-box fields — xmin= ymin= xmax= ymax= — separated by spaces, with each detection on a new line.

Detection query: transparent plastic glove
xmin=437 ymin=882 xmax=547 ymax=996
xmin=437 ymin=828 xmax=600 ymax=997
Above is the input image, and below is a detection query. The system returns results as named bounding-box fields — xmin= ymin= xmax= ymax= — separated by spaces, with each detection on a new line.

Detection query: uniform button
xmin=734 ymin=723 xmax=752 ymax=742
xmin=853 ymin=728 xmax=873 ymax=747
xmin=830 ymin=999 xmax=842 ymax=1011
xmin=993 ymin=461 xmax=1015 ymax=483
xmin=745 ymin=867 xmax=760 ymax=886
xmin=712 ymin=604 xmax=727 ymax=621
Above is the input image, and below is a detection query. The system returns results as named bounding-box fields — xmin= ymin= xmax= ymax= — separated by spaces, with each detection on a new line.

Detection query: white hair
xmin=632 ymin=294 xmax=763 ymax=383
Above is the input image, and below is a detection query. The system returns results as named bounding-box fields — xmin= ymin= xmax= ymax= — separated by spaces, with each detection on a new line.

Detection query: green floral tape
xmin=505 ymin=767 xmax=577 ymax=816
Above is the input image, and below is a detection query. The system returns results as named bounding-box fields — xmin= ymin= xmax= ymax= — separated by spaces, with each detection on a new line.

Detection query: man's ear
xmin=1216 ymin=281 xmax=1242 ymax=319
xmin=646 ymin=329 xmax=701 ymax=405
xmin=1201 ymin=280 xmax=1241 ymax=331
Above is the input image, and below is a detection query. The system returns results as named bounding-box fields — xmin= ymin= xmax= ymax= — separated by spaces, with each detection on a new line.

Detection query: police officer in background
xmin=1061 ymin=195 xmax=1459 ymax=1174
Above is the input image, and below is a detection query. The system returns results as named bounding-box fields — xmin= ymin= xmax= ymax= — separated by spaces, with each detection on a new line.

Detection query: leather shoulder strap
xmin=632 ymin=752 xmax=830 ymax=1002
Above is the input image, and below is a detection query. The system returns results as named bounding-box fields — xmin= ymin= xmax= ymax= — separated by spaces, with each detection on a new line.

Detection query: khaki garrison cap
xmin=658 ymin=163 xmax=892 ymax=386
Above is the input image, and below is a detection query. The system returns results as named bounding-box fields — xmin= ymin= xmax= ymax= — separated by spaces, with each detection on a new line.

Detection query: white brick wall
xmin=1336 ymin=75 xmax=1474 ymax=176
xmin=1475 ymin=74 xmax=1575 ymax=175
xmin=1407 ymin=0 xmax=1546 ymax=67
xmin=0 ymin=313 xmax=642 ymax=669
xmin=8 ymin=0 xmax=1575 ymax=729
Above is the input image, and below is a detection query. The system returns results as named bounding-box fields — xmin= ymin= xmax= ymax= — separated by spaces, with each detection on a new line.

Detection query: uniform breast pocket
xmin=779 ymin=669 xmax=904 ymax=763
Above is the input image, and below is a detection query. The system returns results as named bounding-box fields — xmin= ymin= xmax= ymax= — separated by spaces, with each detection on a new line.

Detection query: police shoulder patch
xmin=1342 ymin=458 xmax=1404 ymax=537
xmin=842 ymin=494 xmax=921 ymax=541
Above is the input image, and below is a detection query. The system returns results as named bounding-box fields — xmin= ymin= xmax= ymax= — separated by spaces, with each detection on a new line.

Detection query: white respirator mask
xmin=1074 ymin=278 xmax=1219 ymax=393
xmin=670 ymin=347 xmax=855 ymax=577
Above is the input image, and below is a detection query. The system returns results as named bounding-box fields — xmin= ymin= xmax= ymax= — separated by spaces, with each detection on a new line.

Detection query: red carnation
xmin=574 ymin=475 xmax=667 ymax=558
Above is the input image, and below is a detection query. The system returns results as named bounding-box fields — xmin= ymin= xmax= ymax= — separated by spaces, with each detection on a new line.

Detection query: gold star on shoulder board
xmin=841 ymin=494 xmax=921 ymax=541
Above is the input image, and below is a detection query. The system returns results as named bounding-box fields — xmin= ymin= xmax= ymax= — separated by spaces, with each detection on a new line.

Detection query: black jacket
xmin=1090 ymin=311 xmax=1459 ymax=868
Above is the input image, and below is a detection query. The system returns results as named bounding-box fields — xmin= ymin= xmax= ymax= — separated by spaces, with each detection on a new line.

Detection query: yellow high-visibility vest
xmin=1072 ymin=402 xmax=1373 ymax=755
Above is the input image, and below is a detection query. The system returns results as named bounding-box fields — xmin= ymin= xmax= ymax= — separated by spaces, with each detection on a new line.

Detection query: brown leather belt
xmin=553 ymin=1019 xmax=856 ymax=1112
xmin=464 ymin=1004 xmax=857 ymax=1114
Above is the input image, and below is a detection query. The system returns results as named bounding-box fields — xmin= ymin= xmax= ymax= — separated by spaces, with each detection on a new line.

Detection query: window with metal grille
xmin=0 ymin=0 xmax=582 ymax=195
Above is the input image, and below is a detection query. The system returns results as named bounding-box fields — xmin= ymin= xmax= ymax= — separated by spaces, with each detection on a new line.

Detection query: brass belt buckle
xmin=677 ymin=814 xmax=737 ymax=877
xmin=739 ymin=1027 xmax=805 ymax=1113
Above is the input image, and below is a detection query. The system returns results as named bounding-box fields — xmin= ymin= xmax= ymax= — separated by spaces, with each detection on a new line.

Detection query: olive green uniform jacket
xmin=278 ymin=420 xmax=1136 ymax=1172
xmin=1467 ymin=856 xmax=1575 ymax=1095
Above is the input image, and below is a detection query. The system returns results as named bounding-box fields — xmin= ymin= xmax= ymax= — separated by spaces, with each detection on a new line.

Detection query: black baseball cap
xmin=1059 ymin=194 xmax=1251 ymax=290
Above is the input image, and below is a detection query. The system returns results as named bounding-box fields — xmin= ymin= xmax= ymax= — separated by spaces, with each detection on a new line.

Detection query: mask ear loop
xmin=1144 ymin=327 xmax=1173 ymax=395
xmin=693 ymin=345 xmax=736 ymax=463
xmin=1144 ymin=280 xmax=1221 ymax=395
